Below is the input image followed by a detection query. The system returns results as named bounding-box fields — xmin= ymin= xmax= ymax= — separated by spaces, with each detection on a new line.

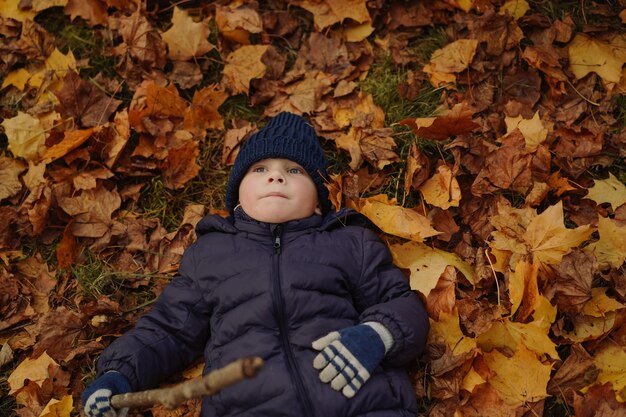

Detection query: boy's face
xmin=238 ymin=158 xmax=320 ymax=223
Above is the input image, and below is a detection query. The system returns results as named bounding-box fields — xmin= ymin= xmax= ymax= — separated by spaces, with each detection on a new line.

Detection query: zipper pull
xmin=273 ymin=225 xmax=282 ymax=253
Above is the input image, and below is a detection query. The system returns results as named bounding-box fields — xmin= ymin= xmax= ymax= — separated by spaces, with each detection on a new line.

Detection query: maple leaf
xmin=0 ymin=0 xmax=37 ymax=21
xmin=504 ymin=111 xmax=551 ymax=152
xmin=400 ymin=103 xmax=479 ymax=140
xmin=298 ymin=0 xmax=371 ymax=31
xmin=161 ymin=142 xmax=201 ymax=190
xmin=482 ymin=343 xmax=551 ymax=406
xmin=222 ymin=44 xmax=269 ymax=95
xmin=0 ymin=155 xmax=27 ymax=201
xmin=215 ymin=3 xmax=262 ymax=44
xmin=477 ymin=317 xmax=559 ymax=360
xmin=429 ymin=308 xmax=477 ymax=355
xmin=41 ymin=127 xmax=97 ymax=163
xmin=591 ymin=341 xmax=626 ymax=402
xmin=183 ymin=84 xmax=228 ymax=132
xmin=8 ymin=351 xmax=58 ymax=395
xmin=161 ymin=7 xmax=214 ymax=61
xmin=40 ymin=395 xmax=73 ymax=417
xmin=585 ymin=173 xmax=626 ymax=209
xmin=423 ymin=39 xmax=478 ymax=87
xmin=489 ymin=201 xmax=593 ymax=270
xmin=57 ymin=187 xmax=121 ymax=238
xmin=419 ymin=164 xmax=461 ymax=210
xmin=569 ymin=34 xmax=626 ymax=83
xmin=1 ymin=111 xmax=47 ymax=161
xmin=547 ymin=344 xmax=599 ymax=397
xmin=581 ymin=287 xmax=625 ymax=318
xmin=585 ymin=216 xmax=626 ymax=269
xmin=553 ymin=249 xmax=595 ymax=314
xmin=54 ymin=71 xmax=121 ymax=128
xmin=111 ymin=9 xmax=167 ymax=68
xmin=508 ymin=259 xmax=540 ymax=321
xmin=64 ymin=0 xmax=108 ymax=26
xmin=499 ymin=0 xmax=529 ymax=20
xmin=128 ymin=81 xmax=188 ymax=132
xmin=390 ymin=240 xmax=475 ymax=297
xmin=359 ymin=194 xmax=439 ymax=242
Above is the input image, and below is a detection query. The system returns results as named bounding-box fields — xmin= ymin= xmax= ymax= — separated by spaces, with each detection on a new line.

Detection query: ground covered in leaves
xmin=1 ymin=0 xmax=626 ymax=416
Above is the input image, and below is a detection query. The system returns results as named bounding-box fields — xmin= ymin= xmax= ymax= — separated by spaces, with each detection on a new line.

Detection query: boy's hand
xmin=82 ymin=371 xmax=132 ymax=417
xmin=312 ymin=322 xmax=392 ymax=398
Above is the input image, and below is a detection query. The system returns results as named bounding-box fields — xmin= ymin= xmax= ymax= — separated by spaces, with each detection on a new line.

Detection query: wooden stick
xmin=110 ymin=357 xmax=263 ymax=410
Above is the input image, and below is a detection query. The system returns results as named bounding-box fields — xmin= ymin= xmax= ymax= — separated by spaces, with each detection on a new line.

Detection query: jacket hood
xmin=194 ymin=207 xmax=370 ymax=237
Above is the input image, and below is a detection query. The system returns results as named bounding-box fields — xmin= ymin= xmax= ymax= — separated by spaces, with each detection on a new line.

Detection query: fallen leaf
xmin=39 ymin=395 xmax=73 ymax=417
xmin=585 ymin=173 xmax=626 ymax=209
xmin=591 ymin=341 xmax=626 ymax=401
xmin=419 ymin=164 xmax=461 ymax=209
xmin=483 ymin=343 xmax=551 ymax=406
xmin=41 ymin=127 xmax=96 ymax=163
xmin=299 ymin=0 xmax=371 ymax=31
xmin=499 ymin=0 xmax=529 ymax=20
xmin=359 ymin=194 xmax=439 ymax=242
xmin=477 ymin=317 xmax=559 ymax=360
xmin=54 ymin=70 xmax=121 ymax=128
xmin=508 ymin=259 xmax=540 ymax=321
xmin=183 ymin=84 xmax=228 ymax=132
xmin=161 ymin=141 xmax=200 ymax=190
xmin=215 ymin=3 xmax=262 ymax=44
xmin=8 ymin=352 xmax=58 ymax=395
xmin=161 ymin=7 xmax=214 ymax=61
xmin=64 ymin=0 xmax=108 ymax=26
xmin=569 ymin=34 xmax=625 ymax=83
xmin=585 ymin=216 xmax=626 ymax=269
xmin=222 ymin=44 xmax=269 ymax=95
xmin=2 ymin=112 xmax=47 ymax=161
xmin=504 ymin=111 xmax=550 ymax=151
xmin=428 ymin=308 xmax=477 ymax=355
xmin=0 ymin=156 xmax=27 ymax=201
xmin=391 ymin=240 xmax=475 ymax=297
xmin=581 ymin=287 xmax=624 ymax=318
xmin=423 ymin=39 xmax=478 ymax=87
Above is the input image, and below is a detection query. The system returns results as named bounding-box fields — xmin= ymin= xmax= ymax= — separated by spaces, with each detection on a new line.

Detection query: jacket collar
xmin=194 ymin=207 xmax=369 ymax=238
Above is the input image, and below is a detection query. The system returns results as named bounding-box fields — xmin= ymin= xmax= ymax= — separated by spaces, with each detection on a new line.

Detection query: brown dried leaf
xmin=162 ymin=141 xmax=200 ymax=190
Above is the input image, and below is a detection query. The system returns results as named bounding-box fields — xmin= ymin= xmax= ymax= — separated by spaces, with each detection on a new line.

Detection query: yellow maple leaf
xmin=31 ymin=0 xmax=67 ymax=12
xmin=300 ymin=0 xmax=370 ymax=31
xmin=586 ymin=216 xmax=626 ymax=268
xmin=40 ymin=395 xmax=73 ymax=417
xmin=423 ymin=39 xmax=478 ymax=88
xmin=8 ymin=352 xmax=58 ymax=394
xmin=569 ymin=34 xmax=625 ymax=83
xmin=343 ymin=21 xmax=374 ymax=42
xmin=582 ymin=287 xmax=625 ymax=317
xmin=0 ymin=0 xmax=37 ymax=21
xmin=477 ymin=317 xmax=559 ymax=360
xmin=222 ymin=45 xmax=269 ymax=95
xmin=1 ymin=112 xmax=47 ymax=161
xmin=504 ymin=111 xmax=551 ymax=151
xmin=499 ymin=0 xmax=530 ymax=20
xmin=359 ymin=194 xmax=439 ymax=242
xmin=419 ymin=165 xmax=461 ymax=209
xmin=591 ymin=341 xmax=626 ymax=401
xmin=508 ymin=259 xmax=540 ymax=320
xmin=161 ymin=7 xmax=214 ymax=61
xmin=559 ymin=311 xmax=617 ymax=343
xmin=586 ymin=173 xmax=626 ymax=209
xmin=490 ymin=202 xmax=593 ymax=270
xmin=390 ymin=240 xmax=475 ymax=297
xmin=1 ymin=68 xmax=31 ymax=91
xmin=455 ymin=0 xmax=473 ymax=12
xmin=429 ymin=308 xmax=477 ymax=355
xmin=483 ymin=343 xmax=552 ymax=406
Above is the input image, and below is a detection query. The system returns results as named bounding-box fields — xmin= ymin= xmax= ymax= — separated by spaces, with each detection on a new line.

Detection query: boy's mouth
xmin=264 ymin=192 xmax=287 ymax=199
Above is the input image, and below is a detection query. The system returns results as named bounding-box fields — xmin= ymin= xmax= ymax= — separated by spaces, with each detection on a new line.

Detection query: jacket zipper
xmin=271 ymin=225 xmax=315 ymax=417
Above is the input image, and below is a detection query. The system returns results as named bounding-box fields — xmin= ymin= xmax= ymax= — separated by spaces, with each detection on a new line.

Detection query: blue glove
xmin=82 ymin=371 xmax=132 ymax=417
xmin=312 ymin=322 xmax=394 ymax=398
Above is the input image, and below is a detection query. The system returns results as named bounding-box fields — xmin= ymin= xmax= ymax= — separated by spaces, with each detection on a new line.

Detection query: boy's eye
xmin=252 ymin=166 xmax=266 ymax=173
xmin=288 ymin=167 xmax=303 ymax=174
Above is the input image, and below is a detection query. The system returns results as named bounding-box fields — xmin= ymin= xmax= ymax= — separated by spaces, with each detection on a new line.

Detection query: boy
xmin=82 ymin=112 xmax=429 ymax=417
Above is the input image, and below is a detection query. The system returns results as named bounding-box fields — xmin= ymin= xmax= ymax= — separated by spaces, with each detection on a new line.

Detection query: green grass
xmin=528 ymin=0 xmax=624 ymax=29
xmin=0 ymin=370 xmax=17 ymax=417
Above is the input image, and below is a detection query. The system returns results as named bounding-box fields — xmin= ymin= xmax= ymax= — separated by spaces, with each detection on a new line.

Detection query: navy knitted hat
xmin=225 ymin=112 xmax=331 ymax=215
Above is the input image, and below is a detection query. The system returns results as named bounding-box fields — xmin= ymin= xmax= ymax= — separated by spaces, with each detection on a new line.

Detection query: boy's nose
xmin=268 ymin=172 xmax=284 ymax=183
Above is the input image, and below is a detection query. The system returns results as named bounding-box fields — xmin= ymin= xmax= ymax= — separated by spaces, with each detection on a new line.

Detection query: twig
xmin=110 ymin=357 xmax=264 ymax=410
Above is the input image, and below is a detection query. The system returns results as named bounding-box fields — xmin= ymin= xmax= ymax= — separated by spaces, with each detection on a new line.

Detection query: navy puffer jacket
xmin=96 ymin=208 xmax=429 ymax=416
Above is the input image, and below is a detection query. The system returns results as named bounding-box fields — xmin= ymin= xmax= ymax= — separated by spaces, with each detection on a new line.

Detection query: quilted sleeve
xmin=95 ymin=244 xmax=212 ymax=391
xmin=352 ymin=228 xmax=429 ymax=366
